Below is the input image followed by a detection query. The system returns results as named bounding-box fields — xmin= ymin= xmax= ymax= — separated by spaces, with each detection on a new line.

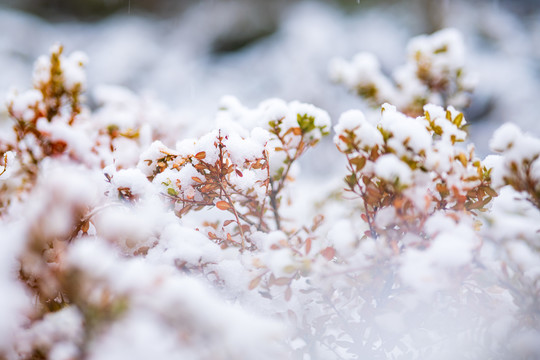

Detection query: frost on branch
xmin=330 ymin=28 xmax=476 ymax=116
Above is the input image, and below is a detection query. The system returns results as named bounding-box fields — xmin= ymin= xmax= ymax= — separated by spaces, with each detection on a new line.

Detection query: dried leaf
xmin=223 ymin=219 xmax=235 ymax=227
xmin=235 ymin=169 xmax=243 ymax=177
xmin=191 ymin=176 xmax=203 ymax=183
xmin=216 ymin=201 xmax=231 ymax=210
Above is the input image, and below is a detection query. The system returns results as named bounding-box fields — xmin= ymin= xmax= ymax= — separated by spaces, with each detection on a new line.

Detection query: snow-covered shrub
xmin=334 ymin=102 xmax=493 ymax=243
xmin=1 ymin=28 xmax=539 ymax=360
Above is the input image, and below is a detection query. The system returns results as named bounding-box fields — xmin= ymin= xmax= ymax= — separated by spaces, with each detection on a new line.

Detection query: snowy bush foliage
xmin=1 ymin=29 xmax=539 ymax=360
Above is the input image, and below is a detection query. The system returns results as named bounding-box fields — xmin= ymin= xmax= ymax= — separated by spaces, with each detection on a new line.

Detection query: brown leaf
xmin=216 ymin=201 xmax=231 ymax=210
xmin=191 ymin=176 xmax=203 ymax=183
xmin=235 ymin=169 xmax=243 ymax=177
xmin=223 ymin=220 xmax=235 ymax=227
xmin=194 ymin=151 xmax=206 ymax=160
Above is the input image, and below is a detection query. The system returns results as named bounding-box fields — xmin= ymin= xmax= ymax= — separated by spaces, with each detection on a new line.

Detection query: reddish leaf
xmin=305 ymin=237 xmax=312 ymax=254
xmin=320 ymin=246 xmax=336 ymax=261
xmin=223 ymin=220 xmax=235 ymax=227
xmin=235 ymin=169 xmax=243 ymax=177
xmin=191 ymin=176 xmax=203 ymax=183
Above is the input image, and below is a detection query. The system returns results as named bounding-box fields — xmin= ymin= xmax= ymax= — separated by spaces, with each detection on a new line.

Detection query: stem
xmin=0 ymin=153 xmax=7 ymax=176
xmin=220 ymin=185 xmax=246 ymax=251
xmin=269 ymin=177 xmax=281 ymax=230
xmin=345 ymin=154 xmax=377 ymax=239
xmin=216 ymin=131 xmax=247 ymax=250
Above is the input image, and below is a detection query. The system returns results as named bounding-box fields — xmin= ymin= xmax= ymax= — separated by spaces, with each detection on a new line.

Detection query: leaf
xmin=249 ymin=276 xmax=261 ymax=290
xmin=194 ymin=151 xmax=206 ymax=160
xmin=484 ymin=186 xmax=498 ymax=198
xmin=453 ymin=112 xmax=464 ymax=127
xmin=235 ymin=169 xmax=243 ymax=177
xmin=216 ymin=201 xmax=231 ymax=210
xmin=223 ymin=219 xmax=235 ymax=227
xmin=320 ymin=247 xmax=336 ymax=261
xmin=274 ymin=277 xmax=290 ymax=286
xmin=285 ymin=287 xmax=292 ymax=301
xmin=191 ymin=176 xmax=203 ymax=183
xmin=305 ymin=237 xmax=312 ymax=254
xmin=350 ymin=156 xmax=366 ymax=172
xmin=178 ymin=205 xmax=192 ymax=217
xmin=81 ymin=220 xmax=90 ymax=233
xmin=292 ymin=127 xmax=302 ymax=136
xmin=457 ymin=152 xmax=468 ymax=167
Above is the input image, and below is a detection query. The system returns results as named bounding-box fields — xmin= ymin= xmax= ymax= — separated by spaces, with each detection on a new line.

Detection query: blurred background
xmin=0 ymin=0 xmax=539 ymax=162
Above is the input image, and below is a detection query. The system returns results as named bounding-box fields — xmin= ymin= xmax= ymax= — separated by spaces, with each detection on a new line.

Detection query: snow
xmin=1 ymin=2 xmax=540 ymax=359
xmin=334 ymin=109 xmax=383 ymax=151
xmin=374 ymin=154 xmax=413 ymax=186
